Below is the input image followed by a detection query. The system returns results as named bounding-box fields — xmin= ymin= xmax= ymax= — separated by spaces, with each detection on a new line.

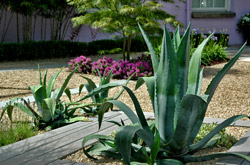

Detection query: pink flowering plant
xmin=68 ymin=55 xmax=92 ymax=73
xmin=68 ymin=55 xmax=153 ymax=80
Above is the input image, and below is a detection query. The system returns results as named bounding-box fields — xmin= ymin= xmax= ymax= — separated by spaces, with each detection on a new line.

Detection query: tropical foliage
xmin=237 ymin=12 xmax=250 ymax=45
xmin=80 ymin=24 xmax=250 ymax=164
xmin=0 ymin=66 xmax=88 ymax=130
xmin=67 ymin=0 xmax=182 ymax=61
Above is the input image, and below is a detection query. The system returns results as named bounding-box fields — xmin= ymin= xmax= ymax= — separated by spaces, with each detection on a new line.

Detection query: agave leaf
xmin=113 ymin=72 xmax=136 ymax=100
xmin=46 ymin=67 xmax=64 ymax=97
xmin=115 ymin=125 xmax=142 ymax=164
xmin=138 ymin=23 xmax=159 ymax=71
xmin=173 ymin=26 xmax=181 ymax=51
xmin=205 ymin=42 xmax=246 ymax=104
xmin=100 ymin=71 xmax=112 ymax=100
xmin=122 ymin=86 xmax=151 ymax=134
xmin=107 ymin=120 xmax=122 ymax=126
xmin=87 ymin=141 xmax=113 ymax=156
xmin=98 ymin=102 xmax=112 ymax=129
xmin=64 ymin=88 xmax=71 ymax=101
xmin=170 ymin=95 xmax=207 ymax=153
xmin=155 ymin=24 xmax=178 ymax=143
xmin=78 ymin=83 xmax=122 ymax=102
xmin=97 ymin=68 xmax=103 ymax=82
xmin=107 ymin=100 xmax=140 ymax=124
xmin=175 ymin=23 xmax=191 ymax=125
xmin=0 ymin=104 xmax=14 ymax=122
xmin=135 ymin=77 xmax=155 ymax=113
xmin=55 ymin=68 xmax=76 ymax=102
xmin=82 ymin=134 xmax=113 ymax=160
xmin=176 ymin=23 xmax=191 ymax=100
xmin=30 ymin=85 xmax=47 ymax=113
xmin=79 ymin=84 xmax=85 ymax=95
xmin=42 ymin=98 xmax=56 ymax=122
xmin=38 ymin=64 xmax=42 ymax=85
xmin=182 ymin=152 xmax=250 ymax=163
xmin=22 ymin=99 xmax=41 ymax=119
xmin=149 ymin=129 xmax=160 ymax=164
xmin=187 ymin=32 xmax=213 ymax=95
xmin=81 ymin=75 xmax=100 ymax=103
xmin=155 ymin=159 xmax=184 ymax=165
xmin=189 ymin=115 xmax=249 ymax=153
xmin=52 ymin=88 xmax=61 ymax=99
xmin=43 ymin=69 xmax=48 ymax=88
xmin=131 ymin=162 xmax=148 ymax=165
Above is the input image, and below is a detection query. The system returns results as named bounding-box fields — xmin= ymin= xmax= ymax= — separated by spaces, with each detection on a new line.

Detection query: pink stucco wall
xmin=0 ymin=0 xmax=249 ymax=45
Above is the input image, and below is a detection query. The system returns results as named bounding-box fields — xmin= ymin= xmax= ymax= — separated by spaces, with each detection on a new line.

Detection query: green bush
xmin=0 ymin=37 xmax=150 ymax=61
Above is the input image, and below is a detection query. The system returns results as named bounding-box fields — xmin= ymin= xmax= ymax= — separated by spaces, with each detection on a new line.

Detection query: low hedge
xmin=0 ymin=37 xmax=150 ymax=61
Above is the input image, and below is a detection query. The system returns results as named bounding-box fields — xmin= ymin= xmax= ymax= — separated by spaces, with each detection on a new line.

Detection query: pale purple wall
xmin=190 ymin=0 xmax=250 ymax=45
xmin=0 ymin=0 xmax=249 ymax=45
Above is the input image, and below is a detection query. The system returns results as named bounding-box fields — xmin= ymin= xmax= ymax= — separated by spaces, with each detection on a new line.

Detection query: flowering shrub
xmin=68 ymin=54 xmax=153 ymax=79
xmin=91 ymin=55 xmax=153 ymax=79
xmin=92 ymin=56 xmax=116 ymax=76
xmin=68 ymin=55 xmax=92 ymax=73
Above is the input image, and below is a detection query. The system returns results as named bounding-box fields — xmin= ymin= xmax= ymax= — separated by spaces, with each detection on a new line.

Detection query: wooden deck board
xmin=0 ymin=111 xmax=130 ymax=165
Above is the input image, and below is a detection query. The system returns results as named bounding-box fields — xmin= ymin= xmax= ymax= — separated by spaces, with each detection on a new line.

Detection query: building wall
xmin=0 ymin=0 xmax=249 ymax=45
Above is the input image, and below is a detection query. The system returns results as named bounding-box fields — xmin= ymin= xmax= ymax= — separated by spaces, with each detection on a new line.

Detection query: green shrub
xmin=80 ymin=24 xmax=249 ymax=164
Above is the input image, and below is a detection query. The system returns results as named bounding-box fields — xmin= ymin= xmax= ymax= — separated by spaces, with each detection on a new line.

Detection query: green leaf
xmin=38 ymin=64 xmax=42 ymax=85
xmin=189 ymin=115 xmax=249 ymax=153
xmin=149 ymin=130 xmax=160 ymax=164
xmin=100 ymin=70 xmax=112 ymax=100
xmin=98 ymin=102 xmax=111 ymax=129
xmin=138 ymin=23 xmax=159 ymax=71
xmin=43 ymin=69 xmax=48 ymax=88
xmin=42 ymin=98 xmax=56 ymax=122
xmin=182 ymin=152 xmax=250 ymax=163
xmin=176 ymin=23 xmax=191 ymax=100
xmin=122 ymin=86 xmax=150 ymax=132
xmin=0 ymin=104 xmax=14 ymax=122
xmin=87 ymin=142 xmax=113 ymax=156
xmin=64 ymin=88 xmax=71 ymax=101
xmin=187 ymin=32 xmax=213 ymax=95
xmin=30 ymin=85 xmax=47 ymax=113
xmin=78 ymin=83 xmax=122 ymax=102
xmin=56 ymin=68 xmax=76 ymax=102
xmin=46 ymin=67 xmax=64 ymax=97
xmin=107 ymin=100 xmax=140 ymax=124
xmin=81 ymin=75 xmax=100 ymax=103
xmin=135 ymin=77 xmax=155 ymax=113
xmin=82 ymin=134 xmax=113 ymax=160
xmin=155 ymin=24 xmax=178 ymax=143
xmin=79 ymin=84 xmax=85 ymax=95
xmin=173 ymin=26 xmax=181 ymax=51
xmin=113 ymin=72 xmax=136 ymax=100
xmin=205 ymin=42 xmax=247 ymax=103
xmin=115 ymin=125 xmax=142 ymax=164
xmin=170 ymin=95 xmax=207 ymax=153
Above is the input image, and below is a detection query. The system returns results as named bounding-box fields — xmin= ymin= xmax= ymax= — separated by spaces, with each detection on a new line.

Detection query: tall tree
xmin=67 ymin=0 xmax=182 ymax=61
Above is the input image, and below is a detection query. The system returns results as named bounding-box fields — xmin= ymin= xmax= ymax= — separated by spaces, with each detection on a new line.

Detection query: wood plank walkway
xmin=0 ymin=111 xmax=143 ymax=165
xmin=0 ymin=111 xmax=249 ymax=165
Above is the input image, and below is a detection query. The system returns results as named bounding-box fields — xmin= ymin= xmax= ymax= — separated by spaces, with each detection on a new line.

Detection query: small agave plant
xmin=0 ymin=66 xmax=88 ymax=130
xmin=81 ymin=23 xmax=250 ymax=164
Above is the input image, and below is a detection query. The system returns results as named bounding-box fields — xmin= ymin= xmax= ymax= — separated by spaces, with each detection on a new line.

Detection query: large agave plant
xmin=81 ymin=24 xmax=250 ymax=164
xmin=0 ymin=66 xmax=87 ymax=130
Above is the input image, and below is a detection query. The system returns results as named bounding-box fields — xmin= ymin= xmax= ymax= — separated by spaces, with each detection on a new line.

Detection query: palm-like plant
xmin=81 ymin=24 xmax=250 ymax=164
xmin=0 ymin=66 xmax=87 ymax=130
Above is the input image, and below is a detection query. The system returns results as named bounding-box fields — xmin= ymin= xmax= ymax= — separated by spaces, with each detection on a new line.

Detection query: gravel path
xmin=0 ymin=58 xmax=249 ymax=164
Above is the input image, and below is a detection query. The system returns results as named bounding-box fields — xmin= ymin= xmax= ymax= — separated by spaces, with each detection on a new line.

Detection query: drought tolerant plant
xmin=71 ymin=70 xmax=135 ymax=129
xmin=80 ymin=23 xmax=250 ymax=164
xmin=68 ymin=55 xmax=92 ymax=73
xmin=0 ymin=66 xmax=87 ymax=130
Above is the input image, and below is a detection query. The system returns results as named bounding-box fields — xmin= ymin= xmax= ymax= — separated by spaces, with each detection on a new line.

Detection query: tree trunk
xmin=126 ymin=34 xmax=132 ymax=61
xmin=16 ymin=12 xmax=20 ymax=42
xmin=122 ymin=33 xmax=127 ymax=61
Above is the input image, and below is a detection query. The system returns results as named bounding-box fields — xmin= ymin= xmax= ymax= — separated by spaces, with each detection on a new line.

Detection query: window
xmin=192 ymin=0 xmax=230 ymax=11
